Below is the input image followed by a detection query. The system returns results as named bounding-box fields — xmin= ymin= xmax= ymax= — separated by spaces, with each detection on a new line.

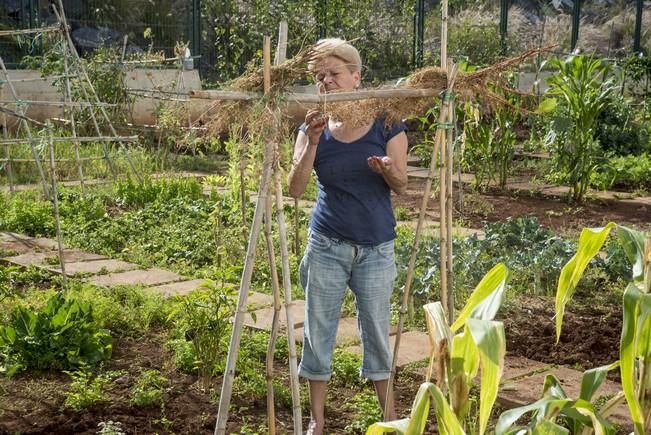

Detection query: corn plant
xmin=495 ymin=363 xmax=622 ymax=435
xmin=554 ymin=223 xmax=651 ymax=434
xmin=367 ymin=263 xmax=509 ymax=435
xmin=541 ymin=55 xmax=615 ymax=202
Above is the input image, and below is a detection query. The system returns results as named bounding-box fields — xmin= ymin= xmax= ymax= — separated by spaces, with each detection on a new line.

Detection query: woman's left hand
xmin=367 ymin=155 xmax=393 ymax=174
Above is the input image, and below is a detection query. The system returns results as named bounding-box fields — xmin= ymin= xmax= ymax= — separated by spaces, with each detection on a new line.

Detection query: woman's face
xmin=313 ymin=55 xmax=360 ymax=93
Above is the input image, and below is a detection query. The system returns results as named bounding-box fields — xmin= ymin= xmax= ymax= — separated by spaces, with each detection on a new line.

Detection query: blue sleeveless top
xmin=299 ymin=119 xmax=407 ymax=246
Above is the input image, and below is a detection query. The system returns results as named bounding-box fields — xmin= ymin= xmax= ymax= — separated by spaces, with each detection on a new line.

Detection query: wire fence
xmin=0 ymin=0 xmax=648 ymax=81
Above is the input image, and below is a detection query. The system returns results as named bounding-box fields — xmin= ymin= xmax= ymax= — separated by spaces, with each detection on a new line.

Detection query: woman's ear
xmin=353 ymin=71 xmax=361 ymax=89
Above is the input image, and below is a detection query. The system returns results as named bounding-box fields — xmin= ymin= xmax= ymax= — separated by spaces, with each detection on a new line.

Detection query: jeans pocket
xmin=308 ymin=230 xmax=333 ymax=251
xmin=376 ymin=240 xmax=395 ymax=260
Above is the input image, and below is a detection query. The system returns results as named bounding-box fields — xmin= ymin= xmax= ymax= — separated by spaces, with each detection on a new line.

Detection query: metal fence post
xmin=570 ymin=0 xmax=581 ymax=51
xmin=413 ymin=0 xmax=424 ymax=69
xmin=634 ymin=0 xmax=643 ymax=53
xmin=500 ymin=0 xmax=509 ymax=55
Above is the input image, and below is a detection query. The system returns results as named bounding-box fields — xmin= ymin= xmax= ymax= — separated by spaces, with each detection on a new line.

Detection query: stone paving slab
xmin=345 ymin=331 xmax=431 ymax=368
xmin=149 ymin=279 xmax=207 ymax=297
xmin=0 ymin=232 xmax=32 ymax=242
xmin=50 ymin=259 xmax=138 ymax=276
xmin=88 ymin=268 xmax=183 ymax=288
xmin=4 ymin=250 xmax=107 ymax=267
xmin=244 ymin=300 xmax=305 ymax=331
xmin=247 ymin=291 xmax=275 ymax=310
xmin=0 ymin=237 xmax=58 ymax=255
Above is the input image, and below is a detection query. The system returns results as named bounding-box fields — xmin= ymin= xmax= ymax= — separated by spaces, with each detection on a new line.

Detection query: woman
xmin=288 ymin=38 xmax=408 ymax=435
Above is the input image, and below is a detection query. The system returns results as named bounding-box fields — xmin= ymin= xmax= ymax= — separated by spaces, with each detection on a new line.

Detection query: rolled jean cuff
xmin=361 ymin=369 xmax=391 ymax=381
xmin=299 ymin=365 xmax=332 ymax=381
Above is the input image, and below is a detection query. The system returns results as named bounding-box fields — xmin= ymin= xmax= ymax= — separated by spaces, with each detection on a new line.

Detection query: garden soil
xmin=0 ymin=177 xmax=643 ymax=434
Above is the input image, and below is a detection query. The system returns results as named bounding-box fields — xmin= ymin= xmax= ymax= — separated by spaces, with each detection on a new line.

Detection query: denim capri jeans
xmin=298 ymin=229 xmax=397 ymax=382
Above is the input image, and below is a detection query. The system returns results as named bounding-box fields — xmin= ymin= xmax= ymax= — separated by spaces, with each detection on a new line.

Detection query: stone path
xmin=0 ymin=230 xmax=633 ymax=429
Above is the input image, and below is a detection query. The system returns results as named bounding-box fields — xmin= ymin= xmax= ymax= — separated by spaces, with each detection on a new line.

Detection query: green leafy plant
xmin=131 ymin=369 xmax=167 ymax=407
xmin=0 ymin=292 xmax=112 ymax=377
xmin=168 ymin=281 xmax=236 ymax=388
xmin=461 ymin=99 xmax=519 ymax=190
xmin=64 ymin=370 xmax=123 ymax=411
xmin=540 ymin=55 xmax=616 ymax=202
xmin=345 ymin=390 xmax=383 ymax=434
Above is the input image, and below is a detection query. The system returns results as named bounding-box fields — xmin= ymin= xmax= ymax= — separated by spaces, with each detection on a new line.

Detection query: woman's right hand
xmin=305 ymin=108 xmax=327 ymax=146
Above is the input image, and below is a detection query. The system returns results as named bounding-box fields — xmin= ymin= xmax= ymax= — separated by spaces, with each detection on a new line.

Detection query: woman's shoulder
xmin=373 ymin=118 xmax=407 ymax=142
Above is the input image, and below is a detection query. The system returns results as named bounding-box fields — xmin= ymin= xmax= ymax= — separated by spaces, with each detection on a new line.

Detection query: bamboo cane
xmin=214 ymin=140 xmax=275 ymax=435
xmin=384 ymin=68 xmax=459 ymax=417
xmin=0 ymin=26 xmax=60 ymax=36
xmin=1 ymin=112 xmax=13 ymax=193
xmin=272 ymin=23 xmax=302 ymax=433
xmin=51 ymin=3 xmax=118 ymax=179
xmin=273 ymin=164 xmax=303 ymax=435
xmin=214 ymin=35 xmax=276 ymax=435
xmin=189 ymin=87 xmax=442 ymax=103
xmin=264 ymin=187 xmax=281 ymax=435
xmin=0 ymin=56 xmax=51 ymax=199
xmin=0 ymin=136 xmax=138 ymax=145
xmin=54 ymin=1 xmax=140 ymax=181
xmin=263 ymin=22 xmax=292 ymax=435
xmin=0 ymin=100 xmax=116 ymax=107
xmin=440 ymin=0 xmax=451 ymax=323
xmin=445 ymin=63 xmax=455 ymax=322
xmin=62 ymin=50 xmax=84 ymax=189
xmin=440 ymin=117 xmax=449 ymax=317
xmin=47 ymin=121 xmax=67 ymax=286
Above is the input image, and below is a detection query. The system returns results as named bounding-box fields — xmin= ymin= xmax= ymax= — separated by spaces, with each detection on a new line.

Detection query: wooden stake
xmin=273 ymin=165 xmax=302 ymax=435
xmin=445 ymin=68 xmax=455 ymax=322
xmin=263 ymin=187 xmax=281 ymax=435
xmin=385 ymin=69 xmax=459 ymax=417
xmin=1 ymin=112 xmax=13 ymax=193
xmin=214 ymin=140 xmax=275 ymax=435
xmin=62 ymin=49 xmax=84 ymax=189
xmin=47 ymin=121 xmax=67 ymax=286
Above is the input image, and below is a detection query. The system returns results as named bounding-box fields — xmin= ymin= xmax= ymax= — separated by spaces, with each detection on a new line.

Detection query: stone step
xmin=87 ymin=268 xmax=183 ymax=288
xmin=149 ymin=279 xmax=208 ymax=297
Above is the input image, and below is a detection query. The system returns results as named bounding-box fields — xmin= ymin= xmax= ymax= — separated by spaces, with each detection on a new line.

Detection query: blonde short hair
xmin=308 ymin=38 xmax=362 ymax=74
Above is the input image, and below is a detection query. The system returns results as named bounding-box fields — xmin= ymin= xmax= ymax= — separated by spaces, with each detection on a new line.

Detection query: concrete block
xmin=244 ymin=300 xmax=305 ymax=331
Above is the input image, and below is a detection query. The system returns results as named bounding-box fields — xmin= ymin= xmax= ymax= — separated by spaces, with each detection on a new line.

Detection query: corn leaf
xmin=555 ymin=224 xmax=615 ymax=343
xmin=619 ymin=282 xmax=651 ymax=434
xmin=579 ymin=361 xmax=619 ymax=402
xmin=542 ymin=374 xmax=568 ymax=399
xmin=366 ymin=383 xmax=465 ymax=435
xmin=468 ymin=318 xmax=506 ymax=435
xmin=452 ymin=263 xmax=508 ymax=332
xmin=365 ymin=418 xmax=410 ymax=435
xmin=617 ymin=225 xmax=646 ymax=283
xmin=496 ymin=397 xmax=613 ymax=435
xmin=536 ymin=97 xmax=557 ymax=114
xmin=532 ymin=420 xmax=569 ymax=435
xmin=448 ymin=326 xmax=480 ymax=421
xmin=424 ymin=302 xmax=454 ymax=346
xmin=423 ymin=383 xmax=466 ymax=435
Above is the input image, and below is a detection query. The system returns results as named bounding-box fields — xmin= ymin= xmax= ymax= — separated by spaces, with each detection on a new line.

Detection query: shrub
xmin=591 ymin=153 xmax=651 ymax=191
xmin=0 ymin=292 xmax=112 ymax=376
